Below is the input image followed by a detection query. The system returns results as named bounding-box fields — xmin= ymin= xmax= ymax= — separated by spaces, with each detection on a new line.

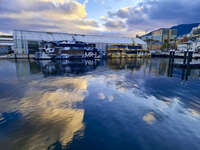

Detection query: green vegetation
xmin=162 ymin=40 xmax=170 ymax=50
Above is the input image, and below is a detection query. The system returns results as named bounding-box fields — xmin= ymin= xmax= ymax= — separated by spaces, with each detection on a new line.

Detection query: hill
xmin=171 ymin=23 xmax=200 ymax=37
xmin=141 ymin=23 xmax=200 ymax=38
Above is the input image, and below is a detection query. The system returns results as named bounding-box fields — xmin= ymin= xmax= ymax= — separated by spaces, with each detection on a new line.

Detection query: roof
xmin=0 ymin=42 xmax=13 ymax=46
xmin=0 ymin=38 xmax=13 ymax=41
xmin=13 ymin=30 xmax=146 ymax=45
xmin=133 ymin=38 xmax=147 ymax=45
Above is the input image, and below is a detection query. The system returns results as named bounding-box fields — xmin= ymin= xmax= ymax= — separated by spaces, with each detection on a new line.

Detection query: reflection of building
xmin=13 ymin=30 xmax=147 ymax=55
xmin=15 ymin=60 xmax=41 ymax=80
xmin=0 ymin=35 xmax=13 ymax=54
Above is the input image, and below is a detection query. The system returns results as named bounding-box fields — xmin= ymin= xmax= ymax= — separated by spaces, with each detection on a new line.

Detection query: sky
xmin=0 ymin=0 xmax=199 ymax=37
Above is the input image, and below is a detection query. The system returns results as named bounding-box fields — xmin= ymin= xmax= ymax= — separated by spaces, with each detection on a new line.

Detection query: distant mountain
xmin=171 ymin=23 xmax=200 ymax=37
xmin=141 ymin=23 xmax=200 ymax=38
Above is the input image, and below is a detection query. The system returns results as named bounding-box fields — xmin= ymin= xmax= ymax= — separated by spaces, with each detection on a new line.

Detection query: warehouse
xmin=13 ymin=30 xmax=147 ymax=55
xmin=0 ymin=35 xmax=13 ymax=54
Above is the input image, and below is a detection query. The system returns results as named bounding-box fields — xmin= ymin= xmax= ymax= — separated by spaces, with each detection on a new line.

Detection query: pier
xmin=0 ymin=54 xmax=35 ymax=59
xmin=167 ymin=50 xmax=200 ymax=80
xmin=152 ymin=51 xmax=200 ymax=59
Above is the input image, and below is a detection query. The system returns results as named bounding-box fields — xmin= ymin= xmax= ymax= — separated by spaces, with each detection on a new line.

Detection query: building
xmin=0 ymin=35 xmax=13 ymax=54
xmin=190 ymin=24 xmax=200 ymax=41
xmin=152 ymin=28 xmax=177 ymax=43
xmin=148 ymin=41 xmax=163 ymax=50
xmin=13 ymin=30 xmax=147 ymax=55
xmin=177 ymin=44 xmax=188 ymax=51
xmin=140 ymin=28 xmax=177 ymax=50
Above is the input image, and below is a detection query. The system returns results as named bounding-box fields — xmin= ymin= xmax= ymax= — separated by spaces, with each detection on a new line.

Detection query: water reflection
xmin=0 ymin=76 xmax=88 ymax=150
xmin=37 ymin=59 xmax=103 ymax=77
xmin=0 ymin=58 xmax=200 ymax=150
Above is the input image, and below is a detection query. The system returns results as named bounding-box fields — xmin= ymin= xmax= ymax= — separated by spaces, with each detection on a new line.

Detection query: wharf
xmin=0 ymin=54 xmax=35 ymax=59
xmin=152 ymin=52 xmax=200 ymax=59
xmin=174 ymin=62 xmax=200 ymax=69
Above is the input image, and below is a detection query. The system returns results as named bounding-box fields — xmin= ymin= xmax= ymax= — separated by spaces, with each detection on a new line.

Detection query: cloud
xmin=0 ymin=0 xmax=199 ymax=37
xmin=103 ymin=0 xmax=200 ymax=34
xmin=103 ymin=19 xmax=126 ymax=31
xmin=0 ymin=0 xmax=103 ymax=34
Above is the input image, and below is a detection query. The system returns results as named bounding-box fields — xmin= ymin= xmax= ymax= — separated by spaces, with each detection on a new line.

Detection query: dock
xmin=168 ymin=50 xmax=200 ymax=69
xmin=0 ymin=54 xmax=35 ymax=59
xmin=174 ymin=62 xmax=200 ymax=69
xmin=152 ymin=52 xmax=200 ymax=59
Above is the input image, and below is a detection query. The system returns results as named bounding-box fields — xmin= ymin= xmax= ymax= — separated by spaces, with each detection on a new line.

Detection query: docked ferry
xmin=107 ymin=44 xmax=151 ymax=58
xmin=35 ymin=40 xmax=102 ymax=60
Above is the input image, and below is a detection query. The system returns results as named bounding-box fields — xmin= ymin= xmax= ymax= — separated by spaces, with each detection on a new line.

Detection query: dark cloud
xmin=148 ymin=0 xmax=200 ymax=23
xmin=104 ymin=0 xmax=200 ymax=32
xmin=104 ymin=20 xmax=126 ymax=30
xmin=0 ymin=17 xmax=60 ymax=33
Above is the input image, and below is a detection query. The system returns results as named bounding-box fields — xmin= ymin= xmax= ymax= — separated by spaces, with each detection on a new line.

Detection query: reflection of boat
xmin=37 ymin=59 xmax=102 ymax=76
xmin=107 ymin=44 xmax=151 ymax=58
xmin=107 ymin=58 xmax=150 ymax=70
xmin=35 ymin=40 xmax=102 ymax=60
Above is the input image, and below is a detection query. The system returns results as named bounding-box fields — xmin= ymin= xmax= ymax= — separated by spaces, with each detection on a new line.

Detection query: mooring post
xmin=183 ymin=49 xmax=187 ymax=65
xmin=181 ymin=68 xmax=185 ymax=80
xmin=169 ymin=50 xmax=172 ymax=64
xmin=172 ymin=50 xmax=175 ymax=64
xmin=168 ymin=49 xmax=174 ymax=77
xmin=14 ymin=53 xmax=18 ymax=62
xmin=187 ymin=49 xmax=193 ymax=65
xmin=28 ymin=52 xmax=30 ymax=60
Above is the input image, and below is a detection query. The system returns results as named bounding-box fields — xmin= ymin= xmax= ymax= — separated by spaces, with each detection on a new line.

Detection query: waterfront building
xmin=152 ymin=28 xmax=177 ymax=43
xmin=177 ymin=44 xmax=188 ymax=51
xmin=148 ymin=41 xmax=163 ymax=50
xmin=190 ymin=24 xmax=200 ymax=41
xmin=177 ymin=24 xmax=200 ymax=51
xmin=141 ymin=28 xmax=177 ymax=50
xmin=13 ymin=30 xmax=147 ymax=55
xmin=0 ymin=35 xmax=13 ymax=54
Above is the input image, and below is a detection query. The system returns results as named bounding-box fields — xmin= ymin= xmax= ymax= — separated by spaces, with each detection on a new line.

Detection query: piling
xmin=183 ymin=50 xmax=187 ymax=65
xmin=168 ymin=50 xmax=175 ymax=77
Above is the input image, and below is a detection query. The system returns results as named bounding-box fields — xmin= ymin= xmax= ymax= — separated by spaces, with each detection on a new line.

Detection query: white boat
xmin=35 ymin=40 xmax=102 ymax=60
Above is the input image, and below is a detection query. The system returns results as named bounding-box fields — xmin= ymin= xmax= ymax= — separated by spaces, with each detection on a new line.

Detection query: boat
xmin=35 ymin=41 xmax=57 ymax=60
xmin=35 ymin=40 xmax=102 ymax=60
xmin=107 ymin=44 xmax=151 ymax=58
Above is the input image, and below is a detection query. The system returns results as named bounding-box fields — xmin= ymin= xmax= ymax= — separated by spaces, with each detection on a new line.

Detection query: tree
xmin=162 ymin=40 xmax=170 ymax=50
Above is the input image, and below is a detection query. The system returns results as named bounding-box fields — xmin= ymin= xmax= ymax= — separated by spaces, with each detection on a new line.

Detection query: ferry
xmin=107 ymin=44 xmax=151 ymax=58
xmin=35 ymin=40 xmax=102 ymax=60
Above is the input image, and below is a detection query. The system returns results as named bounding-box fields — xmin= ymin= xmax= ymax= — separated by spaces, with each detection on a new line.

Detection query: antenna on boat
xmin=72 ymin=36 xmax=76 ymax=42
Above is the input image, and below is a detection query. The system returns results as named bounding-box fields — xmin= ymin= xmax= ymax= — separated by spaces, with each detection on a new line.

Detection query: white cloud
xmin=0 ymin=0 xmax=103 ymax=34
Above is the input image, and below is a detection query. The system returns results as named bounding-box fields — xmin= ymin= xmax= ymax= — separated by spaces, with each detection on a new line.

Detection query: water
xmin=0 ymin=58 xmax=200 ymax=150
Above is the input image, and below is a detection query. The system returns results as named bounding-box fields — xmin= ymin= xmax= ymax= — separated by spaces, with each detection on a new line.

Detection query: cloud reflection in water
xmin=0 ymin=77 xmax=88 ymax=150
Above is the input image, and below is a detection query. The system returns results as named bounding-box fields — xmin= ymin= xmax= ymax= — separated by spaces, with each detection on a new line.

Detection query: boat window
xmin=108 ymin=50 xmax=123 ymax=53
xmin=128 ymin=46 xmax=142 ymax=49
xmin=108 ymin=45 xmax=118 ymax=49
xmin=126 ymin=50 xmax=137 ymax=54
xmin=118 ymin=45 xmax=127 ymax=48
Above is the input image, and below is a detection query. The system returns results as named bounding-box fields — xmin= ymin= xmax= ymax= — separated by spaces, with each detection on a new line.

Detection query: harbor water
xmin=0 ymin=58 xmax=200 ymax=150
